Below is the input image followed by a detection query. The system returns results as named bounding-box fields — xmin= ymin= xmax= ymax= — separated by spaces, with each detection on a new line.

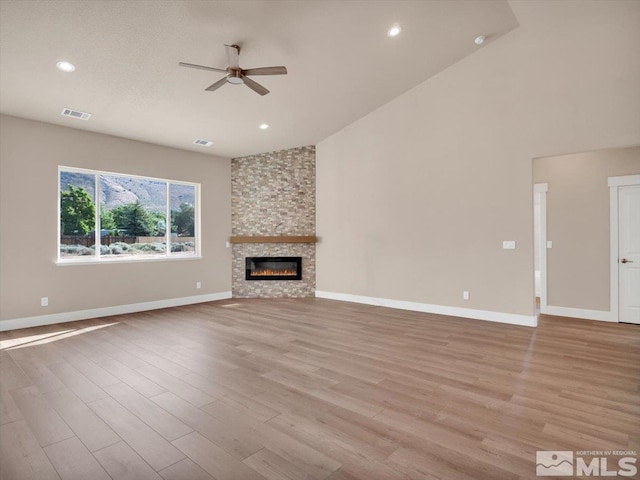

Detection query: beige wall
xmin=316 ymin=1 xmax=640 ymax=316
xmin=0 ymin=115 xmax=231 ymax=322
xmin=534 ymin=147 xmax=640 ymax=311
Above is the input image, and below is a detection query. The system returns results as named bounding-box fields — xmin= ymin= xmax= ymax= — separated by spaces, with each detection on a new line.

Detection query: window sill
xmin=56 ymin=255 xmax=203 ymax=266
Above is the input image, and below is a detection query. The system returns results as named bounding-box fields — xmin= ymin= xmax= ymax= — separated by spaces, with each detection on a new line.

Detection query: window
xmin=58 ymin=167 xmax=200 ymax=262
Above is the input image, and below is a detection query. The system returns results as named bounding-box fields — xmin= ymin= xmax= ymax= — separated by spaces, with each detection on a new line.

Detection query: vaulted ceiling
xmin=0 ymin=0 xmax=518 ymax=158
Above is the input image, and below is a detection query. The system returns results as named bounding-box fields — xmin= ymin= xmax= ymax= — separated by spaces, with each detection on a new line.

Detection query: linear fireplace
xmin=245 ymin=257 xmax=302 ymax=281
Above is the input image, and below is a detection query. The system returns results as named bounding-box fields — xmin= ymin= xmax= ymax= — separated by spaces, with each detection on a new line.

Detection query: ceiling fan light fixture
xmin=387 ymin=24 xmax=401 ymax=37
xmin=227 ymin=72 xmax=244 ymax=85
xmin=56 ymin=61 xmax=75 ymax=72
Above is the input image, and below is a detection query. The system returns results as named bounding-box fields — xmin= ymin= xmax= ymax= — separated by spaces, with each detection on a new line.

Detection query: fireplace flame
xmin=250 ymin=268 xmax=297 ymax=277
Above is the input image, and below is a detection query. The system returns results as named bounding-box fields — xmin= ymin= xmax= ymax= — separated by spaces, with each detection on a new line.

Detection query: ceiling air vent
xmin=193 ymin=139 xmax=213 ymax=147
xmin=61 ymin=108 xmax=91 ymax=120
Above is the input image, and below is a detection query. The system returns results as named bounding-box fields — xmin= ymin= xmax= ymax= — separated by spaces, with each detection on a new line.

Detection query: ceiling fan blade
xmin=205 ymin=76 xmax=229 ymax=92
xmin=242 ymin=66 xmax=288 ymax=76
xmin=178 ymin=62 xmax=227 ymax=73
xmin=241 ymin=75 xmax=269 ymax=96
xmin=225 ymin=44 xmax=240 ymax=69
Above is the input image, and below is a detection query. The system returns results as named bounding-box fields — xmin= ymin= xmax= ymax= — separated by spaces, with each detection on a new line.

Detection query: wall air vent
xmin=61 ymin=108 xmax=91 ymax=120
xmin=193 ymin=139 xmax=214 ymax=147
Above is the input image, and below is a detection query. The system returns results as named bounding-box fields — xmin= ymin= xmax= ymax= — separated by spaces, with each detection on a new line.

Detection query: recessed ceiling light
xmin=474 ymin=35 xmax=486 ymax=45
xmin=56 ymin=61 xmax=75 ymax=72
xmin=387 ymin=24 xmax=401 ymax=38
xmin=259 ymin=123 xmax=269 ymax=130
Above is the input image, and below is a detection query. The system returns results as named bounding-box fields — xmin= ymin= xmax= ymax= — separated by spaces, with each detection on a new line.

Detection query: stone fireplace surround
xmin=231 ymin=145 xmax=315 ymax=298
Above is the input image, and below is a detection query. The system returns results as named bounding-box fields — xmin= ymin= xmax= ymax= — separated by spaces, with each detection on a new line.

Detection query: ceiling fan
xmin=179 ymin=44 xmax=287 ymax=96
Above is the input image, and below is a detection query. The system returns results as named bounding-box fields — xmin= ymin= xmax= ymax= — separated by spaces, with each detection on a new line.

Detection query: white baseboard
xmin=0 ymin=292 xmax=232 ymax=332
xmin=545 ymin=305 xmax=616 ymax=322
xmin=315 ymin=291 xmax=537 ymax=327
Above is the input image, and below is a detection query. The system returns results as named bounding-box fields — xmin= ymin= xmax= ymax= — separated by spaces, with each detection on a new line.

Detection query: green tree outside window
xmin=60 ymin=185 xmax=95 ymax=235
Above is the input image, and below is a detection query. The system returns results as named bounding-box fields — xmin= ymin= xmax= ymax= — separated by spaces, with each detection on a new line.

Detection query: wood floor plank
xmin=252 ymin=384 xmax=335 ymax=418
xmin=14 ymin=355 xmax=66 ymax=393
xmin=63 ymin=353 xmax=120 ymax=388
xmin=143 ymin=346 xmax=237 ymax=378
xmin=266 ymin=412 xmax=406 ymax=479
xmin=292 ymin=381 xmax=383 ymax=418
xmin=158 ymin=458 xmax=216 ymax=480
xmin=324 ymin=468 xmax=362 ymax=480
xmin=53 ymin=335 xmax=112 ymax=365
xmin=243 ymin=447 xmax=315 ymax=480
xmin=104 ymin=382 xmax=192 ymax=441
xmin=44 ymin=388 xmax=121 ymax=452
xmin=386 ymin=445 xmax=480 ymax=480
xmin=99 ymin=358 xmax=166 ymax=397
xmin=1 ymin=298 xmax=638 ymax=480
xmin=0 ymin=382 xmax=23 ymax=425
xmin=181 ymin=372 xmax=280 ymax=422
xmin=172 ymin=431 xmax=267 ymax=480
xmin=93 ymin=441 xmax=163 ymax=480
xmin=150 ymin=391 xmax=264 ymax=460
xmin=135 ymin=364 xmax=216 ymax=407
xmin=261 ymin=368 xmax=339 ymax=392
xmin=89 ymin=396 xmax=184 ymax=470
xmin=11 ymin=385 xmax=75 ymax=447
xmin=48 ymin=361 xmax=108 ymax=403
xmin=44 ymin=436 xmax=111 ymax=480
xmin=101 ymin=332 xmax=194 ymax=378
xmin=0 ymin=351 xmax=32 ymax=390
xmin=373 ymin=409 xmax=534 ymax=478
xmin=201 ymin=366 xmax=277 ymax=397
xmin=203 ymin=399 xmax=342 ymax=480
xmin=82 ymin=333 xmax=149 ymax=368
xmin=0 ymin=419 xmax=61 ymax=480
xmin=510 ymin=392 xmax=640 ymax=436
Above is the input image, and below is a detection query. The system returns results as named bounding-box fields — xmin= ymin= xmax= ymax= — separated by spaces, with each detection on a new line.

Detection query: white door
xmin=619 ymin=184 xmax=640 ymax=324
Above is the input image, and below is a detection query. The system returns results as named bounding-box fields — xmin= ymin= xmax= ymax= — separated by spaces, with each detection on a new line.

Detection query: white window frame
xmin=57 ymin=166 xmax=201 ymax=264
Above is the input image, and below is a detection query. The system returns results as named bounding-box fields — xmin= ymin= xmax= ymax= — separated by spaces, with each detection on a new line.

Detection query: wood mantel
xmin=229 ymin=235 xmax=317 ymax=244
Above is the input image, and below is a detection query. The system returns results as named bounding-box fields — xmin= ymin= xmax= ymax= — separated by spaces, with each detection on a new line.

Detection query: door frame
xmin=534 ymin=183 xmax=548 ymax=315
xmin=608 ymin=174 xmax=640 ymax=322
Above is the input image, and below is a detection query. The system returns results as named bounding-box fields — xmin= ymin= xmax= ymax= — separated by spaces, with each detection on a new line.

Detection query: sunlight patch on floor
xmin=1 ymin=322 xmax=119 ymax=350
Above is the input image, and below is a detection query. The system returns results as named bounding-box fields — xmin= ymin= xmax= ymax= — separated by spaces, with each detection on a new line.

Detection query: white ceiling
xmin=0 ymin=0 xmax=518 ymax=158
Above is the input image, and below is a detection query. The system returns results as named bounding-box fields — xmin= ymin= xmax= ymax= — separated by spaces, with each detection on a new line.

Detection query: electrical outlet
xmin=41 ymin=297 xmax=49 ymax=307
xmin=463 ymin=291 xmax=470 ymax=300
xmin=225 ymin=241 xmax=231 ymax=248
xmin=547 ymin=240 xmax=553 ymax=248
xmin=502 ymin=240 xmax=516 ymax=250
xmin=196 ymin=281 xmax=202 ymax=289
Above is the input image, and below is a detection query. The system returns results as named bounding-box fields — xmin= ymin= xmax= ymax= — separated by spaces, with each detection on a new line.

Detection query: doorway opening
xmin=534 ymin=183 xmax=548 ymax=317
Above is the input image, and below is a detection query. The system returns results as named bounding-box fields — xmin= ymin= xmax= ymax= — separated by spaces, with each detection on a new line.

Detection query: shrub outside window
xmin=59 ymin=167 xmax=200 ymax=262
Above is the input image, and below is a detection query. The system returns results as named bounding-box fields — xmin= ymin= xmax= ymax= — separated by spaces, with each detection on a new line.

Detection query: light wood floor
xmin=1 ymin=298 xmax=638 ymax=480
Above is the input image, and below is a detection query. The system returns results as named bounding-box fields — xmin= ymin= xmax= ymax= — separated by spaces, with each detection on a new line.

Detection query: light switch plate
xmin=547 ymin=240 xmax=553 ymax=248
xmin=502 ymin=241 xmax=516 ymax=250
